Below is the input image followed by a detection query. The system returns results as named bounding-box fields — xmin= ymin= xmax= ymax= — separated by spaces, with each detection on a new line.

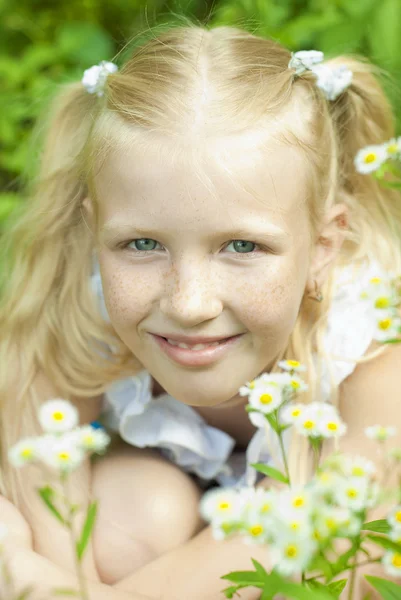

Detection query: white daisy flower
xmin=365 ymin=425 xmax=397 ymax=441
xmin=317 ymin=414 xmax=347 ymax=439
xmin=382 ymin=551 xmax=401 ymax=578
xmin=313 ymin=506 xmax=350 ymax=540
xmin=312 ymin=470 xmax=342 ymax=498
xmin=354 ymin=144 xmax=388 ymax=174
xmin=271 ymin=534 xmax=317 ymax=576
xmin=278 ymin=360 xmax=306 ymax=373
xmin=38 ymin=399 xmax=79 ymax=434
xmin=239 ymin=487 xmax=277 ymax=518
xmin=286 ymin=374 xmax=308 ymax=393
xmin=248 ymin=381 xmax=284 ymax=415
xmin=384 ymin=137 xmax=401 ymax=159
xmin=387 ymin=506 xmax=401 ymax=531
xmin=242 ymin=508 xmax=271 ymax=545
xmin=343 ymin=456 xmax=376 ymax=478
xmin=280 ymin=403 xmax=305 ymax=425
xmin=69 ymin=425 xmax=110 ymax=453
xmin=373 ymin=312 xmax=401 ymax=342
xmin=199 ymin=488 xmax=244 ymax=524
xmin=279 ymin=488 xmax=313 ymax=515
xmin=334 ymin=476 xmax=371 ymax=512
xmin=36 ymin=433 xmax=86 ymax=473
xmin=8 ymin=437 xmax=40 ymax=467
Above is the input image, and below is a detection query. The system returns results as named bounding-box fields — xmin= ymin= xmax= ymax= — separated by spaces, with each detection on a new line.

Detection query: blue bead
xmin=90 ymin=420 xmax=105 ymax=430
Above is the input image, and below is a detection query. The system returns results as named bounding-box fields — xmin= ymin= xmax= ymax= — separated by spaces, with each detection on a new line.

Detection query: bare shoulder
xmin=337 ymin=340 xmax=401 ymax=461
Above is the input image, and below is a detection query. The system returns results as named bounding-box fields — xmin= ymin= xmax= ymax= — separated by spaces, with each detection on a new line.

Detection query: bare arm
xmin=114 ymin=342 xmax=401 ymax=600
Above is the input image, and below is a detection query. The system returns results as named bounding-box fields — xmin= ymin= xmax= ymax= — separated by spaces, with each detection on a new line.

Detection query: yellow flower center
xmin=218 ymin=502 xmax=231 ymax=511
xmin=325 ymin=518 xmax=337 ymax=530
xmin=83 ymin=435 xmax=94 ymax=445
xmin=347 ymin=488 xmax=358 ymax=499
xmin=370 ymin=277 xmax=382 ymax=284
xmin=58 ymin=452 xmax=70 ymax=461
xmin=327 ymin=422 xmax=338 ymax=431
xmin=395 ymin=511 xmax=401 ymax=523
xmin=52 ymin=411 xmax=64 ymax=421
xmin=260 ymin=393 xmax=273 ymax=405
xmin=21 ymin=448 xmax=33 ymax=458
xmin=364 ymin=153 xmax=377 ymax=164
xmin=285 ymin=545 xmax=298 ymax=558
xmin=290 ymin=380 xmax=300 ymax=389
xmin=375 ymin=297 xmax=390 ymax=309
xmin=291 ymin=409 xmax=301 ymax=417
xmin=293 ymin=497 xmax=305 ymax=508
xmin=319 ymin=473 xmax=331 ymax=483
xmin=290 ymin=521 xmax=300 ymax=530
xmin=287 ymin=360 xmax=300 ymax=368
xmin=392 ymin=554 xmax=401 ymax=568
xmin=303 ymin=420 xmax=315 ymax=430
xmin=249 ymin=525 xmax=263 ymax=537
xmin=261 ymin=503 xmax=271 ymax=513
xmin=352 ymin=466 xmax=365 ymax=476
xmin=249 ymin=381 xmax=255 ymax=389
xmin=388 ymin=144 xmax=398 ymax=154
xmin=378 ymin=318 xmax=392 ymax=330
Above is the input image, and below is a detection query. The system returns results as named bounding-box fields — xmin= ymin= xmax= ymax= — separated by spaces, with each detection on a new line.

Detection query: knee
xmin=92 ymin=445 xmax=207 ymax=557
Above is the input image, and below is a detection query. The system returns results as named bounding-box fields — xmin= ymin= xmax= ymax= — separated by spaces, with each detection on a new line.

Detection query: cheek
xmin=231 ymin=259 xmax=306 ymax=335
xmin=100 ymin=264 xmax=154 ymax=327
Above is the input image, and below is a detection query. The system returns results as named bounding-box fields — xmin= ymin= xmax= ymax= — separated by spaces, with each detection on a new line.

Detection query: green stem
xmin=276 ymin=417 xmax=291 ymax=484
xmin=61 ymin=473 xmax=90 ymax=600
xmin=304 ymin=556 xmax=382 ymax=583
xmin=347 ymin=559 xmax=357 ymax=600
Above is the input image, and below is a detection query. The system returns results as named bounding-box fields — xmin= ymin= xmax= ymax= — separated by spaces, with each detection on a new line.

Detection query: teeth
xmin=166 ymin=339 xmax=221 ymax=350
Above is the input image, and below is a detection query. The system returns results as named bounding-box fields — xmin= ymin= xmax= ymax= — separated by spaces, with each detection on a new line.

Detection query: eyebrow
xmin=99 ymin=222 xmax=288 ymax=243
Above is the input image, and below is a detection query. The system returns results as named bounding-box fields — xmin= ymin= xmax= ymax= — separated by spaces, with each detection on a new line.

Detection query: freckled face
xmin=92 ymin=139 xmax=313 ymax=407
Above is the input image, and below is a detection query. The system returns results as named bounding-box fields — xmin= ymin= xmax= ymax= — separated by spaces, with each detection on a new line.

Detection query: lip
xmin=150 ymin=333 xmax=245 ymax=367
xmin=151 ymin=333 xmax=239 ymax=344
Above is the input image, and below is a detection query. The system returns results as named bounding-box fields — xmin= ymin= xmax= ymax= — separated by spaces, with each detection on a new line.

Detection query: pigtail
xmin=326 ymin=56 xmax=401 ymax=270
xmin=0 ymin=82 xmax=138 ymax=500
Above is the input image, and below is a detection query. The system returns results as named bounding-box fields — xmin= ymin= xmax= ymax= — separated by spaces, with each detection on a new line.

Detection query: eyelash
xmin=120 ymin=238 xmax=269 ymax=259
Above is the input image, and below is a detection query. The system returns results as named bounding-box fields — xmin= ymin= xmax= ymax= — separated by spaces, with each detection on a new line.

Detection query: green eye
xmin=129 ymin=239 xmax=159 ymax=251
xmin=226 ymin=240 xmax=256 ymax=253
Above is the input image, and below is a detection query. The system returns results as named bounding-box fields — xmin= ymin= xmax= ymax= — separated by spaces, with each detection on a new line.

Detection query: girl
xmin=1 ymin=21 xmax=401 ymax=599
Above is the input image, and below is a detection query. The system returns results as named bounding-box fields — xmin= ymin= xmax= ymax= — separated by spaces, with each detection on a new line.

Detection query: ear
xmin=305 ymin=203 xmax=349 ymax=295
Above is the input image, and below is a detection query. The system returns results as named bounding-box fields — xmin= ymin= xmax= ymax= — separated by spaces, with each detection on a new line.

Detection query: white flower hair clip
xmin=81 ymin=60 xmax=118 ymax=97
xmin=288 ymin=50 xmax=353 ymax=101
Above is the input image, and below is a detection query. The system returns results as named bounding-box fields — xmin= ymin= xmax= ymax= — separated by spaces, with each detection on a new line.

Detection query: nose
xmin=159 ymin=260 xmax=223 ymax=326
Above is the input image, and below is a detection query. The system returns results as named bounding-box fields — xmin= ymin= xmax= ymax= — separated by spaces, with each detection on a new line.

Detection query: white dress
xmin=91 ymin=255 xmax=386 ymax=490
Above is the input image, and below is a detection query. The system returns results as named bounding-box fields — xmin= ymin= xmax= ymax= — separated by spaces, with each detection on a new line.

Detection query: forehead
xmin=93 ymin=133 xmax=310 ymax=233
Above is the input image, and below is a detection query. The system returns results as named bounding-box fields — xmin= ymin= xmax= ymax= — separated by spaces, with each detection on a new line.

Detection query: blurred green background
xmin=1 ymin=0 xmax=401 ymax=231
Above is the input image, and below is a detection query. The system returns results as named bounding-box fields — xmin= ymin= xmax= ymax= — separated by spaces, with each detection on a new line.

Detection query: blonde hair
xmin=1 ymin=19 xmax=401 ymax=501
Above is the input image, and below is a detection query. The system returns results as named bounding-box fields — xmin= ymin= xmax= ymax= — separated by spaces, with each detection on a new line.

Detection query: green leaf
xmin=251 ymin=558 xmax=269 ymax=580
xmin=278 ymin=580 xmax=335 ymax=600
xmin=37 ymin=486 xmax=66 ymax=525
xmin=366 ymin=534 xmax=401 ymax=554
xmin=365 ymin=575 xmax=401 ymax=599
xmin=220 ymin=570 xmax=264 ymax=585
xmin=76 ymin=501 xmax=98 ymax=561
xmin=308 ymin=580 xmax=338 ymax=599
xmin=362 ymin=520 xmax=391 ymax=534
xmin=327 ymin=579 xmax=348 ymax=597
xmin=250 ymin=463 xmax=289 ymax=484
